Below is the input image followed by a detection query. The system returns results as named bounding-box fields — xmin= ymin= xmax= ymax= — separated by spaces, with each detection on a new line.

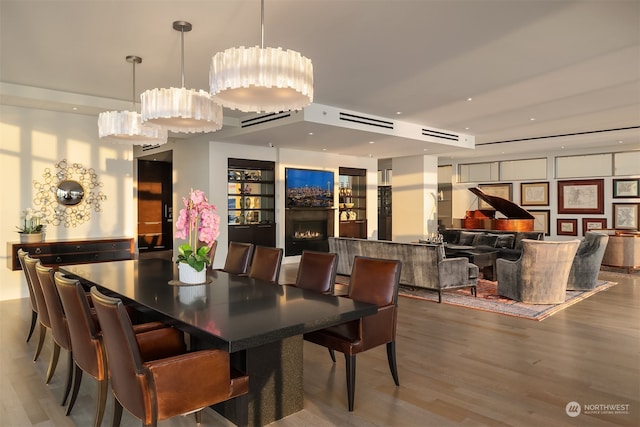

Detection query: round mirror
xmin=56 ymin=180 xmax=85 ymax=206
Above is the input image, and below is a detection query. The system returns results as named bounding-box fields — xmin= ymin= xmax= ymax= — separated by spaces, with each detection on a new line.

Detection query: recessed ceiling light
xmin=396 ymin=111 xmax=402 ymax=115
xmin=368 ymin=141 xmax=375 ymax=144
xmin=561 ymin=146 xmax=565 ymax=149
xmin=308 ymin=132 xmax=314 ymax=136
xmin=618 ymin=140 xmax=623 ymax=144
xmin=72 ymin=107 xmax=78 ymax=111
xmin=467 ymin=97 xmax=472 ymax=101
xmin=423 ymin=148 xmax=428 ymax=151
xmin=530 ymin=117 xmax=535 ymax=121
xmin=465 ymin=127 xmax=470 ymax=130
xmin=322 ymin=148 xmax=326 ymax=151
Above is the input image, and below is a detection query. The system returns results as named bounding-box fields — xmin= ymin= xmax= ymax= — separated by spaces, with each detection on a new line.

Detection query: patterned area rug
xmin=398 ymin=280 xmax=617 ymax=321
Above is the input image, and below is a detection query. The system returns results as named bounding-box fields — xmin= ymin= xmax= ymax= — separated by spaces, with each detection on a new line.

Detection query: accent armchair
xmin=497 ymin=239 xmax=580 ymax=304
xmin=567 ymin=232 xmax=609 ymax=290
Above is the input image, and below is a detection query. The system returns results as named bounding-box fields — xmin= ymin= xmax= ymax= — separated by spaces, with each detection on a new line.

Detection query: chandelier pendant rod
xmin=261 ymin=0 xmax=265 ymax=49
xmin=125 ymin=55 xmax=142 ymax=111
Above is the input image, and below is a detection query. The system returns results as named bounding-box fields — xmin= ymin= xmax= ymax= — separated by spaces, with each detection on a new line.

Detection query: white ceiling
xmin=1 ymin=0 xmax=639 ymax=160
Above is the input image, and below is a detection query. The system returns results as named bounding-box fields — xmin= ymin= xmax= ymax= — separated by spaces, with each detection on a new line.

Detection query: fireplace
xmin=285 ymin=209 xmax=335 ymax=256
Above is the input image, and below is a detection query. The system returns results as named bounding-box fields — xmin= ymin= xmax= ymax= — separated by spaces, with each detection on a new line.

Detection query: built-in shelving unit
xmin=227 ymin=158 xmax=276 ymax=247
xmin=338 ymin=167 xmax=367 ymax=238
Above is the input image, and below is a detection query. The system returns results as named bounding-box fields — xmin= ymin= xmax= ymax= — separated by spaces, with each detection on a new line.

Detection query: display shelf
xmin=338 ymin=167 xmax=367 ymax=238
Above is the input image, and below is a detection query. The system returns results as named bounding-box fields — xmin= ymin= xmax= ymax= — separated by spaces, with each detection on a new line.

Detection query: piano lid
xmin=468 ymin=187 xmax=535 ymax=219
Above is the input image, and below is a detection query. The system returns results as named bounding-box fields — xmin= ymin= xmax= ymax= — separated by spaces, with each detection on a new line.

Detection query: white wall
xmin=1 ymin=105 xmax=134 ymax=301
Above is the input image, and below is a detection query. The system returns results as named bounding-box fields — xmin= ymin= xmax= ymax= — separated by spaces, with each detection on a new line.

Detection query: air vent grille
xmin=339 ymin=112 xmax=394 ymax=129
xmin=141 ymin=144 xmax=164 ymax=151
xmin=422 ymin=128 xmax=459 ymax=141
xmin=241 ymin=112 xmax=291 ymax=128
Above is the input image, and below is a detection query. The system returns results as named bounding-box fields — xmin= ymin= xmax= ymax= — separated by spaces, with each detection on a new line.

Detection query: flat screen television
xmin=285 ymin=168 xmax=334 ymax=208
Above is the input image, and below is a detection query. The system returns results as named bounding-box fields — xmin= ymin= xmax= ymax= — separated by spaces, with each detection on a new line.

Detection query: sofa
xmin=440 ymin=229 xmax=545 ymax=260
xmin=600 ymin=230 xmax=640 ymax=273
xmin=328 ymin=237 xmax=478 ymax=302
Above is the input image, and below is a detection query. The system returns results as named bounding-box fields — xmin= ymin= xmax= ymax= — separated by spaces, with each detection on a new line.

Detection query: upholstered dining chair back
xmin=249 ymin=246 xmax=284 ymax=283
xmin=17 ymin=249 xmax=39 ymax=342
xmin=23 ymin=254 xmax=51 ymax=362
xmin=294 ymin=250 xmax=338 ymax=294
xmin=36 ymin=263 xmax=73 ymax=394
xmin=304 ymin=256 xmax=402 ymax=411
xmin=497 ymin=239 xmax=580 ymax=304
xmin=567 ymin=232 xmax=609 ymax=290
xmin=223 ymin=241 xmax=255 ymax=274
xmin=90 ymin=286 xmax=249 ymax=427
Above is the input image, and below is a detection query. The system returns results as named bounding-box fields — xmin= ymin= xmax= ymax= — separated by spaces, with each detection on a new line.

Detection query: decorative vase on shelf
xmin=178 ymin=263 xmax=207 ymax=284
xmin=19 ymin=232 xmax=44 ymax=244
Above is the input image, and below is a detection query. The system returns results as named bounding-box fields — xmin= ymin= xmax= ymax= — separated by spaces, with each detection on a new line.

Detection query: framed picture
xmin=529 ymin=209 xmax=550 ymax=235
xmin=613 ymin=178 xmax=640 ymax=198
xmin=478 ymin=183 xmax=512 ymax=210
xmin=582 ymin=218 xmax=607 ymax=235
xmin=557 ymin=218 xmax=578 ymax=236
xmin=557 ymin=179 xmax=604 ymax=214
xmin=521 ymin=182 xmax=549 ymax=206
xmin=613 ymin=203 xmax=639 ymax=230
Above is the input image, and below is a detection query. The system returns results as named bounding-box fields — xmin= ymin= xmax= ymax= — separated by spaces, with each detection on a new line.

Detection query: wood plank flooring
xmin=1 ymin=265 xmax=638 ymax=426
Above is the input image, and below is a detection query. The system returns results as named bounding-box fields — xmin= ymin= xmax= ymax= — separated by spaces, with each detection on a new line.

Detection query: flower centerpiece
xmin=17 ymin=208 xmax=47 ymax=243
xmin=175 ymin=189 xmax=220 ymax=284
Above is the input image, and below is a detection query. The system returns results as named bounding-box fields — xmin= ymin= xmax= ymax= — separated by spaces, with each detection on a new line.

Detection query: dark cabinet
xmin=378 ymin=186 xmax=392 ymax=240
xmin=228 ymin=158 xmax=276 ymax=247
xmin=7 ymin=237 xmax=134 ymax=270
xmin=338 ymin=167 xmax=367 ymax=238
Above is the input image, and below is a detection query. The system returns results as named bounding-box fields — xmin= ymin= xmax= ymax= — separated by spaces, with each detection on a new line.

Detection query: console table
xmin=7 ymin=237 xmax=134 ymax=271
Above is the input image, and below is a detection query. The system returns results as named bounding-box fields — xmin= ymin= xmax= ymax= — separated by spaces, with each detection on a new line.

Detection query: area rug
xmin=398 ymin=280 xmax=617 ymax=321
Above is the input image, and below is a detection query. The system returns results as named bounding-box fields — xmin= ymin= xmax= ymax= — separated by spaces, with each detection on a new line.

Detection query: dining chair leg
xmin=94 ymin=378 xmax=109 ymax=427
xmin=386 ymin=341 xmax=400 ymax=386
xmin=45 ymin=342 xmax=61 ymax=384
xmin=345 ymin=354 xmax=356 ymax=411
xmin=112 ymin=398 xmax=124 ymax=427
xmin=61 ymin=351 xmax=73 ymax=406
xmin=66 ymin=363 xmax=83 ymax=415
xmin=328 ymin=348 xmax=336 ymax=362
xmin=26 ymin=310 xmax=37 ymax=342
xmin=33 ymin=324 xmax=46 ymax=362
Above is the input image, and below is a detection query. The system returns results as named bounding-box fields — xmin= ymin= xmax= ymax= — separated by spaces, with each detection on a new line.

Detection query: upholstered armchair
xmin=567 ymin=232 xmax=609 ymax=290
xmin=497 ymin=239 xmax=580 ymax=304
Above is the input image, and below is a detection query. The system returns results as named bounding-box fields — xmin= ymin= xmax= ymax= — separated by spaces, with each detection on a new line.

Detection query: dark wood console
xmin=7 ymin=237 xmax=134 ymax=271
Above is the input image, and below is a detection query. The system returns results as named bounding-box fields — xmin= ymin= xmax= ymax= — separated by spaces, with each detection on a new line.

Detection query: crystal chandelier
xmin=209 ymin=0 xmax=313 ymax=113
xmin=98 ymin=56 xmax=167 ymax=145
xmin=141 ymin=21 xmax=223 ymax=133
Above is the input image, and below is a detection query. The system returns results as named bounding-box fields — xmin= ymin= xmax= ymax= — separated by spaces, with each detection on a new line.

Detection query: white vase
xmin=178 ymin=262 xmax=207 ymax=284
xmin=19 ymin=233 xmax=44 ymax=243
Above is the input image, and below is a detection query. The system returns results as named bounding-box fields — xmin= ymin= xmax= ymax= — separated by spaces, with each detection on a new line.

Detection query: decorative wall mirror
xmin=33 ymin=159 xmax=106 ymax=227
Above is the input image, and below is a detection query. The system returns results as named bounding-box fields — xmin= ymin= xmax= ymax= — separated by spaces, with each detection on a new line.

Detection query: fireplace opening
xmin=285 ymin=209 xmax=335 ymax=256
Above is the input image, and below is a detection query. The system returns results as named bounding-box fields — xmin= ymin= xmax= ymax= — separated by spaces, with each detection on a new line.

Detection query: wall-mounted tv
xmin=285 ymin=168 xmax=334 ymax=208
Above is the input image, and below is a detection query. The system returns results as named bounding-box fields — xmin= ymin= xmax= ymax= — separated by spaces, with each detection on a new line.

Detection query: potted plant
xmin=17 ymin=208 xmax=47 ymax=243
xmin=175 ymin=189 xmax=220 ymax=284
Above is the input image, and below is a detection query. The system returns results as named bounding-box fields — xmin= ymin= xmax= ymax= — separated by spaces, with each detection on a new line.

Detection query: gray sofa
xmin=328 ymin=237 xmax=478 ymax=302
xmin=441 ymin=229 xmax=545 ymax=260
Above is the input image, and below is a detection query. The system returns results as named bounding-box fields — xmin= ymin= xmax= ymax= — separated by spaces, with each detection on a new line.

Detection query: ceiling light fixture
xmin=141 ymin=21 xmax=222 ymax=133
xmin=98 ymin=56 xmax=167 ymax=145
xmin=209 ymin=0 xmax=313 ymax=113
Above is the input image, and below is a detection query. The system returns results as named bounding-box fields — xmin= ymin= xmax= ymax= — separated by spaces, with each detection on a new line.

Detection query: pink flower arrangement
xmin=175 ymin=189 xmax=220 ymax=271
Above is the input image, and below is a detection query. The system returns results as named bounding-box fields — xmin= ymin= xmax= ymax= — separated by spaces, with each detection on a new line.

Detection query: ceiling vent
xmin=241 ymin=112 xmax=292 ymax=128
xmin=422 ymin=128 xmax=459 ymax=141
xmin=339 ymin=112 xmax=394 ymax=130
xmin=141 ymin=143 xmax=165 ymax=151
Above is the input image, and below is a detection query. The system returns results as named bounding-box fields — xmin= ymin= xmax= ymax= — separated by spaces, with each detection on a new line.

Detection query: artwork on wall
xmin=529 ymin=210 xmax=550 ymax=236
xmin=33 ymin=159 xmax=106 ymax=227
xmin=613 ymin=203 xmax=640 ymax=230
xmin=613 ymin=178 xmax=640 ymax=198
xmin=582 ymin=218 xmax=607 ymax=235
xmin=557 ymin=218 xmax=578 ymax=236
xmin=521 ymin=182 xmax=549 ymax=206
xmin=557 ymin=179 xmax=604 ymax=214
xmin=478 ymin=183 xmax=512 ymax=210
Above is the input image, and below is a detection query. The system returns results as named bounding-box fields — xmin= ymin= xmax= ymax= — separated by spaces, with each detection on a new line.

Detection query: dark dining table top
xmin=59 ymin=258 xmax=376 ymax=353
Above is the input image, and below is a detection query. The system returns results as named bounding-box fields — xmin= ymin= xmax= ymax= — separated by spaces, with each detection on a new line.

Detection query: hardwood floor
xmin=1 ymin=265 xmax=638 ymax=426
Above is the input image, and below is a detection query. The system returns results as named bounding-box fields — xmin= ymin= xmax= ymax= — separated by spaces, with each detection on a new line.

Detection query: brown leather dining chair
xmin=90 ymin=286 xmax=250 ymax=427
xmin=304 ymin=256 xmax=402 ymax=411
xmin=290 ymin=250 xmax=338 ymax=294
xmin=17 ymin=249 xmax=39 ymax=342
xmin=222 ymin=241 xmax=255 ymax=274
xmin=23 ymin=254 xmax=52 ymax=363
xmin=35 ymin=263 xmax=73 ymax=405
xmin=248 ymin=245 xmax=284 ymax=283
xmin=54 ymin=273 xmax=168 ymax=426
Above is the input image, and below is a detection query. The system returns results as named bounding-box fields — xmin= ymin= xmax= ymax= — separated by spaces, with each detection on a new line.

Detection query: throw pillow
xmin=458 ymin=231 xmax=482 ymax=245
xmin=494 ymin=234 xmax=515 ymax=249
xmin=472 ymin=234 xmax=499 ymax=248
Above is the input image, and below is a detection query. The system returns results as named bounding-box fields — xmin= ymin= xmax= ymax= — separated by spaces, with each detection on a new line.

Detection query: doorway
xmin=137 ymin=152 xmax=173 ymax=257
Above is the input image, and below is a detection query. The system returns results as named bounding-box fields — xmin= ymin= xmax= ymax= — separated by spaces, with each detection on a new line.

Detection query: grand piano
xmin=463 ymin=187 xmax=535 ymax=232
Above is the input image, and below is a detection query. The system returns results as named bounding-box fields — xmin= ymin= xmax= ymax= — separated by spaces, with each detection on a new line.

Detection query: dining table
xmin=59 ymin=258 xmax=376 ymax=426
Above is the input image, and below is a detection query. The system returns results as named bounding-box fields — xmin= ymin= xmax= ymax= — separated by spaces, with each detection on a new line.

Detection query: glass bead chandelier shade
xmin=140 ymin=87 xmax=223 ymax=133
xmin=210 ymin=46 xmax=313 ymax=113
xmin=98 ymin=110 xmax=168 ymax=145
